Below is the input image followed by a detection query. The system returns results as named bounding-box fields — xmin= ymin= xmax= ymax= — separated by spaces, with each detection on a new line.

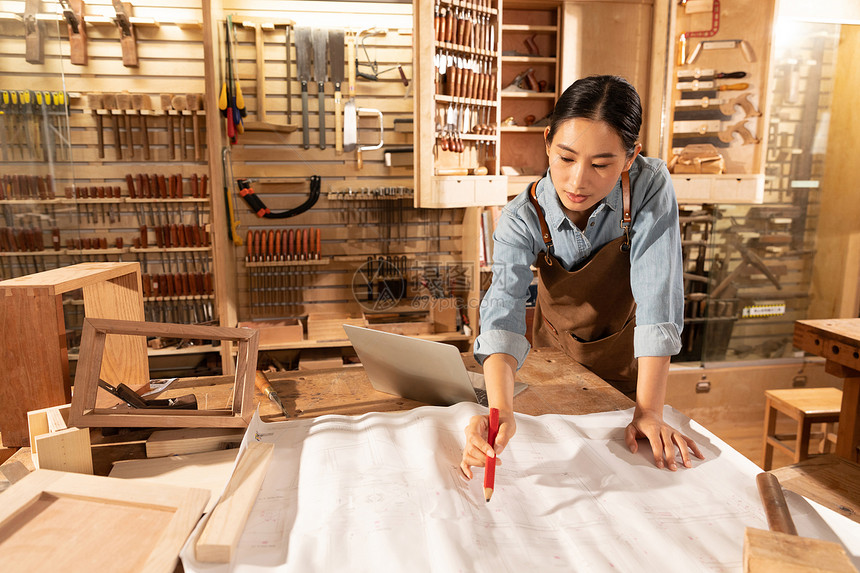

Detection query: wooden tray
xmin=0 ymin=469 xmax=209 ymax=573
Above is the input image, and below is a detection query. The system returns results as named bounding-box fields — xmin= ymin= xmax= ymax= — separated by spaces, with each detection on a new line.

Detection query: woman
xmin=460 ymin=75 xmax=704 ymax=478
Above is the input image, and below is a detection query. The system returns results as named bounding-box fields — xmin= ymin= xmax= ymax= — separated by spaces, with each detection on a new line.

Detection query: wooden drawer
xmin=425 ymin=176 xmax=508 ymax=208
xmin=672 ymin=174 xmax=764 ymax=204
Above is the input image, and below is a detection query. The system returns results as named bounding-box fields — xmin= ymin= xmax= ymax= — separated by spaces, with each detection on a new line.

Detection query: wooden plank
xmin=0 ymin=288 xmax=70 ymax=447
xmin=34 ymin=427 xmax=94 ymax=474
xmin=0 ymin=262 xmax=141 ymax=294
xmin=0 ymin=460 xmax=30 ymax=485
xmin=109 ymin=448 xmax=240 ymax=513
xmin=0 ymin=469 xmax=209 ymax=573
xmin=194 ymin=441 xmax=275 ymax=563
xmin=743 ymin=527 xmax=857 ymax=573
xmin=84 ymin=271 xmax=150 ymax=397
xmin=770 ymin=455 xmax=860 ymax=525
xmin=145 ymin=427 xmax=244 ymax=457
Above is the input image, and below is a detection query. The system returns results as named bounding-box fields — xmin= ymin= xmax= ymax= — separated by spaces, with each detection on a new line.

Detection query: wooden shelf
xmin=253 ymin=332 xmax=472 ymax=352
xmin=435 ymin=41 xmax=497 ymax=58
xmin=501 ymin=24 xmax=557 ymax=32
xmin=245 ymin=258 xmax=330 ymax=268
xmin=500 ymin=126 xmax=545 ymax=133
xmin=435 ymin=94 xmax=497 ymax=107
xmin=501 ymin=56 xmax=557 ymax=63
xmin=500 ymin=91 xmax=556 ymax=99
xmin=68 ymin=343 xmax=220 ymax=361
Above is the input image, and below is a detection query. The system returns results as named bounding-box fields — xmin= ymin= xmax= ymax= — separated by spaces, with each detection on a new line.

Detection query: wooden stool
xmin=762 ymin=388 xmax=842 ymax=470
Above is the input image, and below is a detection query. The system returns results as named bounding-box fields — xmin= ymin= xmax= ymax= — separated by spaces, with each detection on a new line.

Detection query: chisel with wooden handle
xmin=254 ymin=370 xmax=290 ymax=418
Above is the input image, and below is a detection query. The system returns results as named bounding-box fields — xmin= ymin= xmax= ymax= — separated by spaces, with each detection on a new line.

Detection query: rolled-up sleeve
xmin=473 ymin=202 xmax=538 ymax=370
xmin=628 ymin=163 xmax=684 ymax=357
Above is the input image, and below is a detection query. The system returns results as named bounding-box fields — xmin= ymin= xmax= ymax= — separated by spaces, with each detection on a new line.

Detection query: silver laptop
xmin=344 ymin=324 xmax=527 ymax=407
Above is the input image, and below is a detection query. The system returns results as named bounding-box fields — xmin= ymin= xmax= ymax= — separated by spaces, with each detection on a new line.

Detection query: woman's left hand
xmin=624 ymin=408 xmax=704 ymax=470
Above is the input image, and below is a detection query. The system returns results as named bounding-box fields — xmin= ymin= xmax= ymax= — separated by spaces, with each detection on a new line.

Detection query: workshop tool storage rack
xmin=663 ymin=0 xmax=778 ymax=203
xmin=413 ymin=0 xmax=508 ymax=209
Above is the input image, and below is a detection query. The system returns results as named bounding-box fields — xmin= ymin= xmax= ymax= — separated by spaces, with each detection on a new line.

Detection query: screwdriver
xmin=255 ymin=370 xmax=290 ymax=418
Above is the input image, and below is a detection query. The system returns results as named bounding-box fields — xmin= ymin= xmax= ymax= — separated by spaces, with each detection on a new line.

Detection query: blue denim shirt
xmin=474 ymin=155 xmax=684 ymax=370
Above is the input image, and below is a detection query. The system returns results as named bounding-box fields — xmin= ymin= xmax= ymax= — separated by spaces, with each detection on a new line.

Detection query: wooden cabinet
xmin=413 ymin=0 xmax=507 ymax=208
xmin=498 ymin=2 xmax=561 ymax=195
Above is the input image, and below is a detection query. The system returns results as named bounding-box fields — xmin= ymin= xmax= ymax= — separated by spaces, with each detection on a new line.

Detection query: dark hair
xmin=546 ymin=75 xmax=642 ymax=156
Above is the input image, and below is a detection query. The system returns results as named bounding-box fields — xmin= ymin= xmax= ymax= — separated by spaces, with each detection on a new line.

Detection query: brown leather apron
xmin=528 ymin=172 xmax=638 ymax=396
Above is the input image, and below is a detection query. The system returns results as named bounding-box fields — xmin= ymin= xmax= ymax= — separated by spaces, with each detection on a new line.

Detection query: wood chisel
xmin=312 ymin=28 xmax=329 ymax=150
xmin=678 ymin=81 xmax=748 ymax=93
xmin=329 ymin=29 xmax=345 ymax=153
xmin=295 ymin=27 xmax=313 ymax=149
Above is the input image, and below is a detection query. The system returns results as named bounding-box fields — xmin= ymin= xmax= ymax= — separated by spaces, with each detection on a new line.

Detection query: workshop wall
xmin=219 ymin=1 xmax=470 ymax=325
xmin=1 ymin=1 xmax=473 ymax=354
xmin=0 ymin=0 xmax=214 ymax=342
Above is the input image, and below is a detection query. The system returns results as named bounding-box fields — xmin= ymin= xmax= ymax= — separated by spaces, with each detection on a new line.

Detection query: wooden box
xmin=306 ymin=313 xmax=364 ymax=342
xmin=0 ymin=263 xmax=147 ymax=447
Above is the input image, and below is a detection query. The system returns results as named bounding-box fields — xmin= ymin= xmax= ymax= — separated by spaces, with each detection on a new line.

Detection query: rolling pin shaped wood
xmin=744 ymin=473 xmax=857 ymax=572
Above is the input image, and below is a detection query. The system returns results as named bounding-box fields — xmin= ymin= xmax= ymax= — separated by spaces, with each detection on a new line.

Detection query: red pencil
xmin=483 ymin=407 xmax=499 ymax=502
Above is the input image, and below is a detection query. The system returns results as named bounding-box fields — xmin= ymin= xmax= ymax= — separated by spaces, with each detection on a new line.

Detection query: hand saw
xmin=295 ymin=27 xmax=313 ymax=150
xmin=312 ymin=28 xmax=328 ymax=150
xmin=329 ymin=29 xmax=345 ymax=152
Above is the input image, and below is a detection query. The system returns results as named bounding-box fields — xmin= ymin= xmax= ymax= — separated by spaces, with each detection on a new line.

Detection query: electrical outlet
xmin=695 ymin=377 xmax=710 ymax=393
xmin=792 ymin=375 xmax=807 ymax=387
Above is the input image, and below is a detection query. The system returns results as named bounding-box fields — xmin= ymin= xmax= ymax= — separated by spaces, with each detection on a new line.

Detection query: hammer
xmin=744 ymin=472 xmax=857 ymax=572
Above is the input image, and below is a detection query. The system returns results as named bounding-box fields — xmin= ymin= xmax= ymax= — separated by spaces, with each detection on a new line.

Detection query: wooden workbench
xmin=172 ymin=346 xmax=633 ymax=421
xmin=794 ymin=319 xmax=860 ymax=462
xmin=46 ymin=347 xmax=632 ymax=476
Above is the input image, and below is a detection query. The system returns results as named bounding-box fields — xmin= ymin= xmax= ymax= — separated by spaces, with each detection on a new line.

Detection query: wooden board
xmin=0 ymin=469 xmax=209 ymax=573
xmin=770 ymin=455 xmax=860 ymax=525
xmin=743 ymin=527 xmax=858 ymax=573
xmin=194 ymin=441 xmax=275 ymax=563
xmin=109 ymin=448 xmax=240 ymax=513
xmin=145 ymin=427 xmax=244 ymax=458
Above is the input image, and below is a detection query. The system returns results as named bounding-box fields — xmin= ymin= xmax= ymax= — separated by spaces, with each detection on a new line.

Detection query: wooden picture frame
xmin=69 ymin=318 xmax=259 ymax=428
xmin=0 ymin=469 xmax=209 ymax=573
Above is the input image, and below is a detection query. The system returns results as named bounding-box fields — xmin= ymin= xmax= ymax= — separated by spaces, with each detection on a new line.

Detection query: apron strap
xmin=620 ymin=170 xmax=632 ymax=252
xmin=527 ymin=180 xmax=554 ymax=266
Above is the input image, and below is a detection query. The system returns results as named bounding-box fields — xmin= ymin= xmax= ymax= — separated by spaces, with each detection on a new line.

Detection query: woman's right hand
xmin=459 ymin=410 xmax=516 ymax=480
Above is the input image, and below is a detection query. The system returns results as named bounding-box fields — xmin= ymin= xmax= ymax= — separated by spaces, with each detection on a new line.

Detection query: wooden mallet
xmin=745 ymin=472 xmax=857 ymax=572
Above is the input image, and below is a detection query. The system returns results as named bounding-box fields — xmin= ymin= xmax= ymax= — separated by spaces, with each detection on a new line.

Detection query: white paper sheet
xmin=181 ymin=403 xmax=860 ymax=572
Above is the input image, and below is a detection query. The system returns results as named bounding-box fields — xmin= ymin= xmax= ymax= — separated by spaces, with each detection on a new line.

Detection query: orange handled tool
xmin=255 ymin=371 xmax=289 ymax=418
